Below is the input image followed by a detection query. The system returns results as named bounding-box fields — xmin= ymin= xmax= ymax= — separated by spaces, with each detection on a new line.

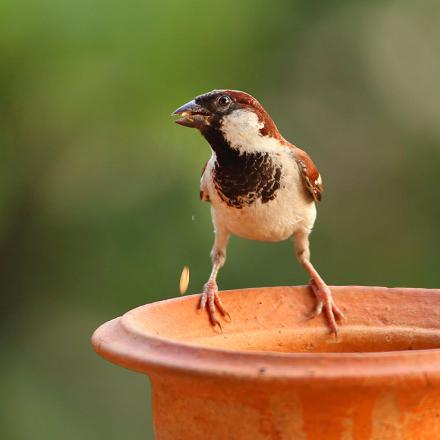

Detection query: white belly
xmin=207 ymin=155 xmax=317 ymax=242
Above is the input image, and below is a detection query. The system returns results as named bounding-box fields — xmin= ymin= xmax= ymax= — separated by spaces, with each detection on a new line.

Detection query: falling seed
xmin=179 ymin=266 xmax=190 ymax=295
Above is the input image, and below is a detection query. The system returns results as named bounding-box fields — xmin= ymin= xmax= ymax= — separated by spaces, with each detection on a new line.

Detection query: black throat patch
xmin=201 ymin=126 xmax=282 ymax=209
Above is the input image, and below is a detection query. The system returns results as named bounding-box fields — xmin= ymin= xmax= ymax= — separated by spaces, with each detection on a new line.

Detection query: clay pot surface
xmin=92 ymin=286 xmax=440 ymax=439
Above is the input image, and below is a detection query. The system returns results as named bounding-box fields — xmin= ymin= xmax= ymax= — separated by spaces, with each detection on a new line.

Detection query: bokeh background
xmin=1 ymin=0 xmax=439 ymax=438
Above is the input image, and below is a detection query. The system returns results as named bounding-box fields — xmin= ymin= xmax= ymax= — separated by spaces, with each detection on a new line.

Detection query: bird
xmin=172 ymin=90 xmax=344 ymax=335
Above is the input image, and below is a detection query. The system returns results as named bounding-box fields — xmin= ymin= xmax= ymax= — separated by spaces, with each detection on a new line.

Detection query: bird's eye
xmin=217 ymin=95 xmax=231 ymax=107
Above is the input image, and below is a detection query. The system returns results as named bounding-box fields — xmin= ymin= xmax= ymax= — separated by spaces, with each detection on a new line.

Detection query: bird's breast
xmin=212 ymin=152 xmax=282 ymax=209
xmin=206 ymin=152 xmax=316 ymax=241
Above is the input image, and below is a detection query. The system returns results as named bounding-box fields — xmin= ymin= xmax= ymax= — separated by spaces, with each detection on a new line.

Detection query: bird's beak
xmin=172 ymin=99 xmax=210 ymax=128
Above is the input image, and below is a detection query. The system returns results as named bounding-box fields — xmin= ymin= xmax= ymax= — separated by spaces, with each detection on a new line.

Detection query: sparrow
xmin=172 ymin=90 xmax=344 ymax=335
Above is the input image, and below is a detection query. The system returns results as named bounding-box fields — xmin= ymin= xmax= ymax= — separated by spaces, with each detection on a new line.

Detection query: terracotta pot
xmin=92 ymin=286 xmax=440 ymax=439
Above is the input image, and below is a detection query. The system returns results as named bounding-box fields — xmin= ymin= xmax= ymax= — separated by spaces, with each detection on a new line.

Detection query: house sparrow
xmin=172 ymin=90 xmax=344 ymax=335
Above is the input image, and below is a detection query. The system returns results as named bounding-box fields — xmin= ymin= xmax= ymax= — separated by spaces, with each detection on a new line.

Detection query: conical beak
xmin=172 ymin=99 xmax=210 ymax=128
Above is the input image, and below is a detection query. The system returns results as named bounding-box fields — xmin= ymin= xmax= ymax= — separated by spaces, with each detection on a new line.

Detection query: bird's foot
xmin=198 ymin=280 xmax=231 ymax=331
xmin=308 ymin=279 xmax=344 ymax=336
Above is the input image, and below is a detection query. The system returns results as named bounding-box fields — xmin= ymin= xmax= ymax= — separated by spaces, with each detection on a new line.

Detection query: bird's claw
xmin=198 ymin=281 xmax=231 ymax=331
xmin=308 ymin=279 xmax=344 ymax=336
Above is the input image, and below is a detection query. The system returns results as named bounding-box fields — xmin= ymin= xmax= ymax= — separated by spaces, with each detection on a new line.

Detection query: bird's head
xmin=172 ymin=90 xmax=283 ymax=154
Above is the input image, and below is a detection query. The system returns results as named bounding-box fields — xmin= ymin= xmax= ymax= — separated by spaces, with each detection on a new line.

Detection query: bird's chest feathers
xmin=212 ymin=152 xmax=282 ymax=208
xmin=209 ymin=110 xmax=289 ymax=209
xmin=207 ymin=152 xmax=310 ymax=242
xmin=201 ymin=110 xmax=315 ymax=241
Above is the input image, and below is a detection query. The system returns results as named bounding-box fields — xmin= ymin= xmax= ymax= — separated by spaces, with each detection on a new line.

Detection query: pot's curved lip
xmin=92 ymin=286 xmax=440 ymax=386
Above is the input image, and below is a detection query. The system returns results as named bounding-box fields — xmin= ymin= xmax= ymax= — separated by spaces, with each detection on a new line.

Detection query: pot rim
xmin=92 ymin=285 xmax=440 ymax=386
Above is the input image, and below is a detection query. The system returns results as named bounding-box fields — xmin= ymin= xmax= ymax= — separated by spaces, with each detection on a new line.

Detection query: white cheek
xmin=220 ymin=109 xmax=282 ymax=155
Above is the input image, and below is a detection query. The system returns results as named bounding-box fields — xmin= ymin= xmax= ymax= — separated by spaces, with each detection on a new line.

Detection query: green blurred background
xmin=1 ymin=0 xmax=439 ymax=438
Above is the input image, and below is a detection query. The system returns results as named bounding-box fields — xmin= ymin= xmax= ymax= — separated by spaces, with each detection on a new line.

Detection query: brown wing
xmin=293 ymin=147 xmax=323 ymax=202
xmin=199 ymin=160 xmax=210 ymax=202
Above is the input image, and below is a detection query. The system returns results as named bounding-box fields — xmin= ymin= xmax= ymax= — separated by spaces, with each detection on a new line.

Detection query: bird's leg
xmin=293 ymin=228 xmax=344 ymax=335
xmin=199 ymin=227 xmax=231 ymax=330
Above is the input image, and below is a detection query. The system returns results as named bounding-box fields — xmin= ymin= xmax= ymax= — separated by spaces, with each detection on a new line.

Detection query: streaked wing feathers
xmin=293 ymin=147 xmax=323 ymax=202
